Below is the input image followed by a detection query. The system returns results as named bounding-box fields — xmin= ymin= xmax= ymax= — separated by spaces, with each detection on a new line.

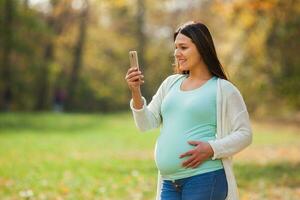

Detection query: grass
xmin=0 ymin=112 xmax=299 ymax=200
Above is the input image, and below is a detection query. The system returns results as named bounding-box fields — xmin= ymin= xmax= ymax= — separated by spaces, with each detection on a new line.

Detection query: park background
xmin=0 ymin=0 xmax=299 ymax=199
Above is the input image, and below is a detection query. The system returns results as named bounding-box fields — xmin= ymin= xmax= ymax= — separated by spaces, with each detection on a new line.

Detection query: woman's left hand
xmin=179 ymin=141 xmax=214 ymax=168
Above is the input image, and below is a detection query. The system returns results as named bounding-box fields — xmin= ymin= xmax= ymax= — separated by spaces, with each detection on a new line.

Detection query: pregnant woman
xmin=125 ymin=21 xmax=252 ymax=200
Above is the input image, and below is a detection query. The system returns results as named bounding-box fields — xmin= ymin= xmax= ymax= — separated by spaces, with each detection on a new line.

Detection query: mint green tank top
xmin=155 ymin=75 xmax=223 ymax=180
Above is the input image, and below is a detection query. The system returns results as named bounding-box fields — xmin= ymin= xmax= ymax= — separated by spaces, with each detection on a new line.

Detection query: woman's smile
xmin=178 ymin=59 xmax=187 ymax=65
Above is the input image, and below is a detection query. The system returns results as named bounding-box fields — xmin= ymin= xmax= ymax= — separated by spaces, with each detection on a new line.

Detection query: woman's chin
xmin=179 ymin=65 xmax=189 ymax=72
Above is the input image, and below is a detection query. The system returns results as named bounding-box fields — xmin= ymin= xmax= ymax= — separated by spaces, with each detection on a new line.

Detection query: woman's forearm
xmin=131 ymin=88 xmax=144 ymax=110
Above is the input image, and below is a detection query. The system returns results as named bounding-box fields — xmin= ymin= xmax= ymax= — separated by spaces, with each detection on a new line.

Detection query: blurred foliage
xmin=213 ymin=0 xmax=300 ymax=117
xmin=0 ymin=0 xmax=299 ymax=117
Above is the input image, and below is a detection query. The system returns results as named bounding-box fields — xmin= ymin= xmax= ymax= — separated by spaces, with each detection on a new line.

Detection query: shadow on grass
xmin=235 ymin=162 xmax=300 ymax=188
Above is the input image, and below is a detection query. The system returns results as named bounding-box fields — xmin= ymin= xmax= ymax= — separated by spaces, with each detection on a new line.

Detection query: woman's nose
xmin=174 ymin=49 xmax=180 ymax=57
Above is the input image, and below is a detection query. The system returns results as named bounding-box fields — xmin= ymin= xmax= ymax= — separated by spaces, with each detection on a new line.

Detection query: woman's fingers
xmin=126 ymin=69 xmax=144 ymax=81
xmin=182 ymin=153 xmax=204 ymax=168
xmin=125 ymin=71 xmax=139 ymax=80
xmin=180 ymin=142 xmax=209 ymax=168
xmin=179 ymin=150 xmax=193 ymax=158
xmin=182 ymin=154 xmax=196 ymax=167
xmin=127 ymin=75 xmax=144 ymax=83
xmin=125 ymin=70 xmax=143 ymax=80
xmin=125 ymin=67 xmax=136 ymax=80
xmin=192 ymin=161 xmax=202 ymax=168
xmin=186 ymin=157 xmax=201 ymax=168
xmin=126 ymin=67 xmax=138 ymax=75
xmin=131 ymin=79 xmax=144 ymax=87
xmin=188 ymin=141 xmax=201 ymax=146
xmin=125 ymin=67 xmax=144 ymax=91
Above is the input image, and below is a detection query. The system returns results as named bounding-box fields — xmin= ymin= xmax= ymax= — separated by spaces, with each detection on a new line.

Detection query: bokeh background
xmin=0 ymin=0 xmax=299 ymax=199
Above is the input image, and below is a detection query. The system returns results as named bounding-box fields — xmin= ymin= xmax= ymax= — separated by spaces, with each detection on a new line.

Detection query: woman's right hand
xmin=125 ymin=67 xmax=144 ymax=91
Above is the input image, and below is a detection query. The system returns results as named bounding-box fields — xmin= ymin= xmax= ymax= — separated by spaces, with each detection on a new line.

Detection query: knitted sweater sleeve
xmin=129 ymin=75 xmax=179 ymax=132
xmin=209 ymin=83 xmax=253 ymax=159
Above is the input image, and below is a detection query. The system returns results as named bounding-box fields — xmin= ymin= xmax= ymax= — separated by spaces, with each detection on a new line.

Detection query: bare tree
xmin=35 ymin=0 xmax=75 ymax=110
xmin=136 ymin=0 xmax=149 ymax=98
xmin=23 ymin=0 xmax=29 ymax=9
xmin=66 ymin=0 xmax=89 ymax=109
xmin=1 ymin=0 xmax=14 ymax=111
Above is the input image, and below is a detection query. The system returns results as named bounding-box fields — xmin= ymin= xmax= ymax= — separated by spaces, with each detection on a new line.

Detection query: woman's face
xmin=174 ymin=33 xmax=202 ymax=72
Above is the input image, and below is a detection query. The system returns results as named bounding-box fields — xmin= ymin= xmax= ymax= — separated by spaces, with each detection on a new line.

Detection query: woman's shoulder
xmin=165 ymin=73 xmax=185 ymax=81
xmin=218 ymin=78 xmax=242 ymax=97
xmin=162 ymin=73 xmax=185 ymax=86
xmin=157 ymin=74 xmax=185 ymax=94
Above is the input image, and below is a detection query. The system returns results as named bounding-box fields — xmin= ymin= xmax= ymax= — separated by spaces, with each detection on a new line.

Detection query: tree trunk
xmin=136 ymin=0 xmax=149 ymax=98
xmin=66 ymin=1 xmax=89 ymax=110
xmin=23 ymin=0 xmax=29 ymax=9
xmin=35 ymin=41 xmax=53 ymax=110
xmin=1 ymin=0 xmax=14 ymax=111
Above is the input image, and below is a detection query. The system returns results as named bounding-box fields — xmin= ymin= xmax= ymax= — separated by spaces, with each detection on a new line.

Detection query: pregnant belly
xmin=155 ymin=134 xmax=193 ymax=175
xmin=155 ymin=128 xmax=216 ymax=176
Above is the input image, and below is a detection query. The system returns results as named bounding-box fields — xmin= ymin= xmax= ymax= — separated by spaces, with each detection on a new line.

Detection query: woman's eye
xmin=174 ymin=46 xmax=187 ymax=50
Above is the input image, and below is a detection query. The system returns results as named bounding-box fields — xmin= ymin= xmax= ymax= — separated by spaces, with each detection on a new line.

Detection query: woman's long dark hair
xmin=173 ymin=21 xmax=228 ymax=80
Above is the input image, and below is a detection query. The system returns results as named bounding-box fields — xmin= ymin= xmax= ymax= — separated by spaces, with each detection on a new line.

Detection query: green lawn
xmin=0 ymin=112 xmax=299 ymax=200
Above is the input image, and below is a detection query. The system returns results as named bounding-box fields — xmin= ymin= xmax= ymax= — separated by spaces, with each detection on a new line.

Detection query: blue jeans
xmin=161 ymin=168 xmax=228 ymax=200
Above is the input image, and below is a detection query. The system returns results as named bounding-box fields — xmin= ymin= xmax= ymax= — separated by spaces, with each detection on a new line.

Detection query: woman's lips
xmin=178 ymin=59 xmax=186 ymax=65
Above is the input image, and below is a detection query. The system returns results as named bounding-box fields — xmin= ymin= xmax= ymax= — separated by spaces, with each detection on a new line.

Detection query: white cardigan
xmin=130 ymin=74 xmax=252 ymax=200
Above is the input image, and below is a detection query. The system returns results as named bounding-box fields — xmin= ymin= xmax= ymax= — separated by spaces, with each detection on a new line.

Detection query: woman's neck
xmin=187 ymin=63 xmax=212 ymax=81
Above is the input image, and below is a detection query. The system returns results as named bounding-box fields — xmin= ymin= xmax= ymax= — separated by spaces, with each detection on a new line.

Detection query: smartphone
xmin=129 ymin=51 xmax=139 ymax=70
